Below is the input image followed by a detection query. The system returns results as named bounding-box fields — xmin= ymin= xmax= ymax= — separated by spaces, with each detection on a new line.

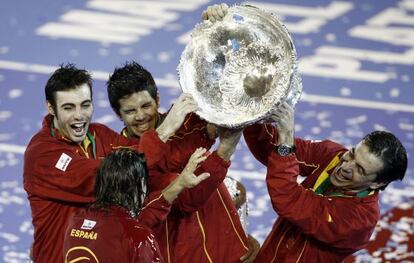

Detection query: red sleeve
xmin=23 ymin=140 xmax=99 ymax=203
xmin=138 ymin=129 xmax=170 ymax=169
xmin=243 ymin=123 xmax=277 ymax=166
xmin=175 ymin=151 xmax=229 ymax=212
xmin=295 ymin=138 xmax=346 ymax=177
xmin=266 ymin=152 xmax=379 ymax=250
xmin=243 ymin=123 xmax=346 ymax=177
xmin=94 ymin=124 xmax=170 ymax=169
xmin=149 ymin=151 xmax=230 ymax=213
xmin=151 ymin=115 xmax=215 ymax=173
xmin=138 ymin=192 xmax=171 ymax=228
xmin=133 ymin=232 xmax=163 ymax=263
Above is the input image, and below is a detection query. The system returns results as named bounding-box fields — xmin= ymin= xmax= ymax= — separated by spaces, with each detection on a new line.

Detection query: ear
xmin=46 ymin=101 xmax=55 ymax=116
xmin=369 ymin=181 xmax=387 ymax=190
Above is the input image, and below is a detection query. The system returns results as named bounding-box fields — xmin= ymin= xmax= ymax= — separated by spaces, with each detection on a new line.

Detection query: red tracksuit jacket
xmin=125 ymin=113 xmax=249 ymax=263
xmin=23 ymin=115 xmax=169 ymax=263
xmin=63 ymin=193 xmax=171 ymax=263
xmin=244 ymin=123 xmax=380 ymax=263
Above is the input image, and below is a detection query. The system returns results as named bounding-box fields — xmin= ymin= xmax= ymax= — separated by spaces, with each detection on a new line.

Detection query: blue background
xmin=0 ymin=0 xmax=413 ymax=262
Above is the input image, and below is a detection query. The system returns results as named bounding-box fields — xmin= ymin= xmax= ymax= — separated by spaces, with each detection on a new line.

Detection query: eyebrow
xmin=60 ymin=99 xmax=92 ymax=108
xmin=60 ymin=102 xmax=75 ymax=108
xmin=351 ymin=148 xmax=367 ymax=175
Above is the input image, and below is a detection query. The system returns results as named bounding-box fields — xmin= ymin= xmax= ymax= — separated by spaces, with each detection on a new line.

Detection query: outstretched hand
xmin=161 ymin=147 xmax=209 ymax=204
xmin=157 ymin=93 xmax=199 ymax=142
xmin=177 ymin=147 xmax=210 ymax=189
xmin=202 ymin=3 xmax=229 ymax=22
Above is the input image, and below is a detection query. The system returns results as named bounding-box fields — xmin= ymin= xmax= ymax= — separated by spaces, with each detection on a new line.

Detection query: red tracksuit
xmin=63 ymin=193 xmax=171 ymax=263
xmin=23 ymin=115 xmax=169 ymax=263
xmin=244 ymin=123 xmax=380 ymax=263
xmin=124 ymin=113 xmax=249 ymax=263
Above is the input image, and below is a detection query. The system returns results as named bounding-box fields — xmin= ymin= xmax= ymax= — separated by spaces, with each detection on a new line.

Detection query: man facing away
xmin=63 ymin=147 xmax=211 ymax=263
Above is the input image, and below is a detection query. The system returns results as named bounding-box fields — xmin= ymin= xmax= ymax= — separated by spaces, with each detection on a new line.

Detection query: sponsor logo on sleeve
xmin=55 ymin=153 xmax=72 ymax=172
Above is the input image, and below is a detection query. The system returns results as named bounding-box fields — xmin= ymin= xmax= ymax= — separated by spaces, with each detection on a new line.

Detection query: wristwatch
xmin=276 ymin=144 xmax=296 ymax=156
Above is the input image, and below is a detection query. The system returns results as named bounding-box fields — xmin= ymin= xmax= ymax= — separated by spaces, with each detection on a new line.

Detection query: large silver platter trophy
xmin=178 ymin=4 xmax=302 ymax=232
xmin=178 ymin=4 xmax=302 ymax=128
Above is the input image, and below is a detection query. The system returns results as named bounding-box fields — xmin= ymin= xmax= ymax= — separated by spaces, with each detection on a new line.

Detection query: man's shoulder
xmin=88 ymin=122 xmax=118 ymax=137
xmin=89 ymin=122 xmax=113 ymax=131
xmin=298 ymin=138 xmax=347 ymax=159
xmin=118 ymin=212 xmax=154 ymax=240
xmin=25 ymin=128 xmax=58 ymax=154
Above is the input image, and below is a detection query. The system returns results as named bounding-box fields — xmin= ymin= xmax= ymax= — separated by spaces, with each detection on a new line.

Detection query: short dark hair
xmin=107 ymin=61 xmax=158 ymax=116
xmin=92 ymin=148 xmax=149 ymax=216
xmin=45 ymin=63 xmax=93 ymax=112
xmin=363 ymin=130 xmax=407 ymax=190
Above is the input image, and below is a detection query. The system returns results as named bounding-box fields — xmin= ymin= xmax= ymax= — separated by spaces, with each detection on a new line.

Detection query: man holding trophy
xmin=106 ymin=60 xmax=260 ymax=262
xmin=203 ymin=4 xmax=407 ymax=263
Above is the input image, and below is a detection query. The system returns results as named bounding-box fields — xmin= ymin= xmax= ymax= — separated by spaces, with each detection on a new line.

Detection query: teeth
xmin=72 ymin=123 xmax=84 ymax=128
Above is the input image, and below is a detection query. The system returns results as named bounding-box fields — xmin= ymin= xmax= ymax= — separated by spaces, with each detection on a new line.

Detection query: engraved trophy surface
xmin=178 ymin=5 xmax=302 ymax=127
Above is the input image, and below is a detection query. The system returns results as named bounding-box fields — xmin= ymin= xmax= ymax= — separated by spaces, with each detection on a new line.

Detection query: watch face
xmin=277 ymin=144 xmax=294 ymax=156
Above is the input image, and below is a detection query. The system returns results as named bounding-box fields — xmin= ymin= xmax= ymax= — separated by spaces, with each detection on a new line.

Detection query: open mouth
xmin=336 ymin=169 xmax=351 ymax=182
xmin=70 ymin=123 xmax=86 ymax=135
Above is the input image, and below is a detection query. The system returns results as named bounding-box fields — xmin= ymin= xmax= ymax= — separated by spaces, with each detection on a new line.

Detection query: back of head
xmin=93 ymin=148 xmax=148 ymax=215
xmin=45 ymin=63 xmax=92 ymax=111
xmin=107 ymin=61 xmax=158 ymax=116
xmin=363 ymin=130 xmax=407 ymax=190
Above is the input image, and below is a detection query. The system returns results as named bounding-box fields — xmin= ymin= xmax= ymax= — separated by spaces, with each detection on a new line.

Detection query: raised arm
xmin=265 ymin=102 xmax=375 ymax=250
xmin=148 ymin=129 xmax=242 ymax=212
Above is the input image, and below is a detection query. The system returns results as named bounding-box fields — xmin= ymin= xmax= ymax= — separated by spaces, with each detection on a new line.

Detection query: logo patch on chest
xmin=55 ymin=153 xmax=72 ymax=171
xmin=81 ymin=219 xmax=97 ymax=230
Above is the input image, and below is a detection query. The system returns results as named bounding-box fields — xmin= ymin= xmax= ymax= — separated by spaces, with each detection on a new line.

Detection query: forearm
xmin=161 ymin=177 xmax=185 ymax=204
xmin=139 ymin=192 xmax=171 ymax=228
xmin=138 ymin=130 xmax=170 ymax=168
xmin=243 ymin=123 xmax=277 ymax=166
xmin=156 ymin=123 xmax=174 ymax=143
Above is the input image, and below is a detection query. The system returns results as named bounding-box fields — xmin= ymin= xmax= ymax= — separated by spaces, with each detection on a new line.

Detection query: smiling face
xmin=330 ymin=141 xmax=386 ymax=193
xmin=118 ymin=91 xmax=159 ymax=137
xmin=47 ymin=84 xmax=93 ymax=144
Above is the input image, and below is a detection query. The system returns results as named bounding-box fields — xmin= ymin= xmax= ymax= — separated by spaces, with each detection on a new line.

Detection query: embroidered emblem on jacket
xmin=55 ymin=153 xmax=72 ymax=172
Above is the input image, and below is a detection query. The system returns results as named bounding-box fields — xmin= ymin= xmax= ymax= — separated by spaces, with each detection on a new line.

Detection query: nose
xmin=341 ymin=161 xmax=352 ymax=171
xmin=73 ymin=107 xmax=83 ymax=120
xmin=340 ymin=154 xmax=352 ymax=172
xmin=134 ymin=109 xmax=145 ymax=121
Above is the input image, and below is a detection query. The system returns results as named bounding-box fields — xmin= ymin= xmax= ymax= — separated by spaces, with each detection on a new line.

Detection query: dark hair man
xmin=243 ymin=102 xmax=407 ymax=262
xmin=23 ymin=64 xmax=197 ymax=262
xmin=63 ymin=147 xmax=210 ymax=263
xmin=107 ymin=61 xmax=259 ymax=262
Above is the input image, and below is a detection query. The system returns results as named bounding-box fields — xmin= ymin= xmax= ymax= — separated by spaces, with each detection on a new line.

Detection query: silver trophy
xmin=178 ymin=5 xmax=302 ymax=128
